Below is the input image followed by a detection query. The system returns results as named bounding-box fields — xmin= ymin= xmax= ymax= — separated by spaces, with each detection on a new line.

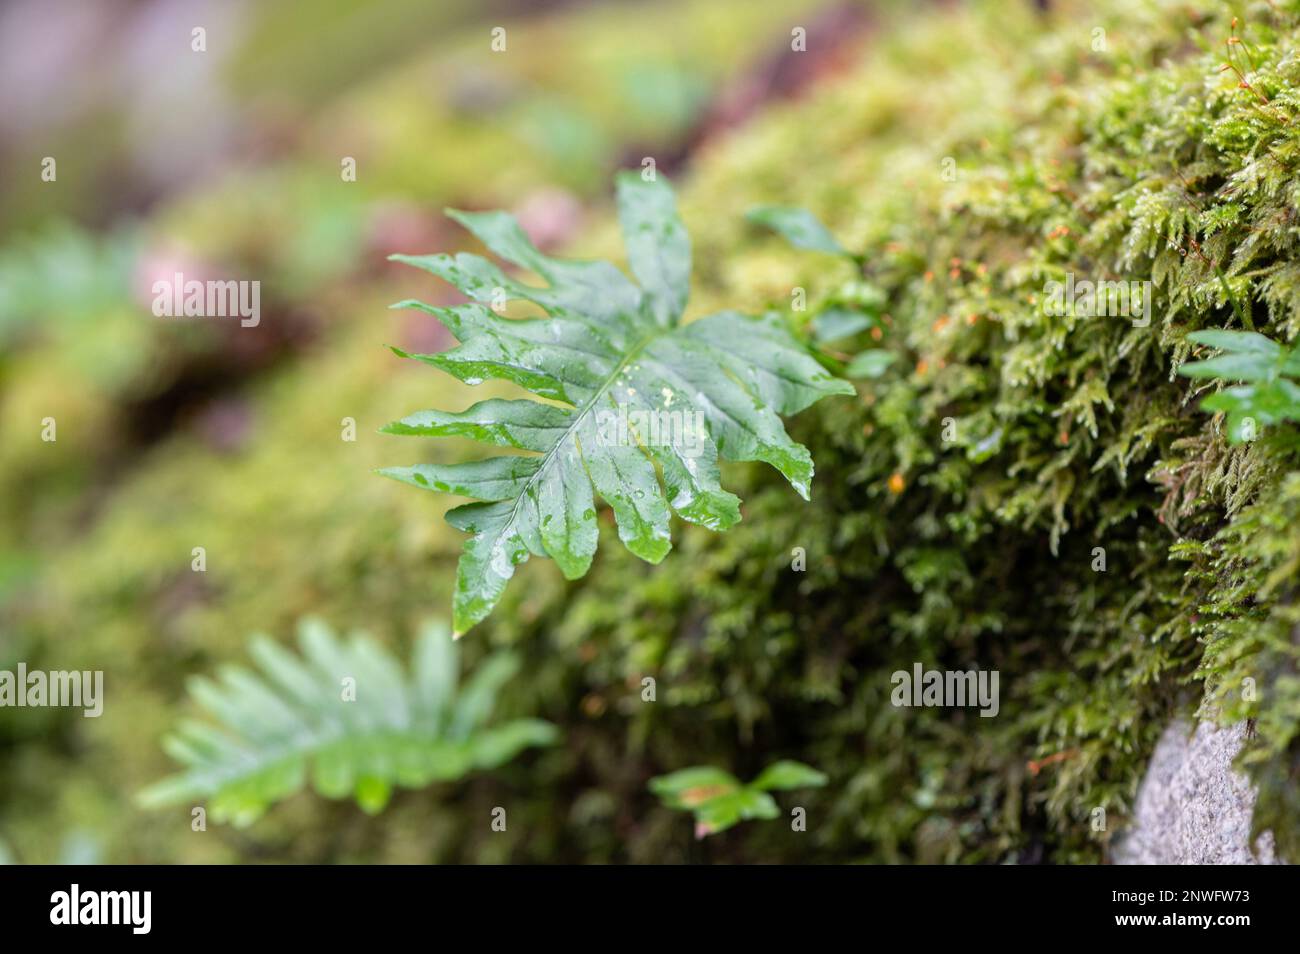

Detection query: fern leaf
xmin=138 ymin=619 xmax=557 ymax=826
xmin=747 ymin=205 xmax=848 ymax=256
xmin=382 ymin=173 xmax=853 ymax=634
xmin=1179 ymin=329 xmax=1300 ymax=442
xmin=649 ymin=760 xmax=827 ymax=837
xmin=845 ymin=349 xmax=896 ymax=379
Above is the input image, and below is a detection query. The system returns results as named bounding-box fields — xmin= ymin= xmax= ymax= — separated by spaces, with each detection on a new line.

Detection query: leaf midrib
xmin=493 ymin=326 xmax=663 ymax=544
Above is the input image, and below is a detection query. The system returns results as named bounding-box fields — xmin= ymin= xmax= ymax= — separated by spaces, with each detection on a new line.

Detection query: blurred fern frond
xmin=649 ymin=760 xmax=827 ymax=837
xmin=139 ymin=619 xmax=557 ymax=826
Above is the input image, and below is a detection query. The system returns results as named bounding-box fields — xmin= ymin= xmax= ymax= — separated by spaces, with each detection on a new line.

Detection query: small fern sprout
xmin=648 ymin=760 xmax=827 ymax=838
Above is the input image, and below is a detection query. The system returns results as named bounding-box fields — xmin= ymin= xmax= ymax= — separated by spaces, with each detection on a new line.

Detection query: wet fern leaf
xmin=1179 ymin=330 xmax=1300 ymax=442
xmin=382 ymin=173 xmax=853 ymax=634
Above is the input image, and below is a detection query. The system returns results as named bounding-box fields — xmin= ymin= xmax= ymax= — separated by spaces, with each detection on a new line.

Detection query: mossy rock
xmin=486 ymin=0 xmax=1300 ymax=862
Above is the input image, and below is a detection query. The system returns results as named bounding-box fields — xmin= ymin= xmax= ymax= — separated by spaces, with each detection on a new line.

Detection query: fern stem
xmin=1213 ymin=264 xmax=1254 ymax=331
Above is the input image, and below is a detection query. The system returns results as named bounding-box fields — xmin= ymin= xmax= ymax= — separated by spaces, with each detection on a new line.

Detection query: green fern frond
xmin=649 ymin=760 xmax=827 ymax=837
xmin=138 ymin=619 xmax=557 ymax=826
xmin=1178 ymin=329 xmax=1300 ymax=442
xmin=381 ymin=173 xmax=853 ymax=634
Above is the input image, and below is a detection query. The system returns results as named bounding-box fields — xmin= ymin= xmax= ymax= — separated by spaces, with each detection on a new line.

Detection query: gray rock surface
xmin=1116 ymin=720 xmax=1279 ymax=864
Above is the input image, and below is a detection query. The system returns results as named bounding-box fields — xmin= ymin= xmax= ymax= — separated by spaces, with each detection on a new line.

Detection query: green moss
xmin=493 ymin=0 xmax=1300 ymax=861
